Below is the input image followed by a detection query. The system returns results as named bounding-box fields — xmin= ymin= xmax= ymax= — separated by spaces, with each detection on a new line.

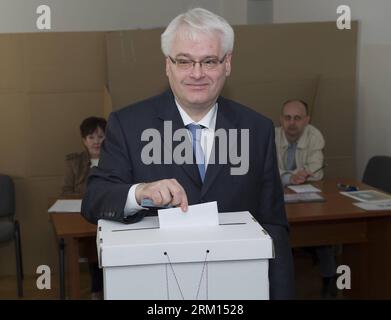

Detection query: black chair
xmin=0 ymin=174 xmax=23 ymax=297
xmin=362 ymin=156 xmax=391 ymax=193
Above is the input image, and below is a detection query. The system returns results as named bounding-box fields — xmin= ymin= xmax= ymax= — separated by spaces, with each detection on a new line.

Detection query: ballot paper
xmin=158 ymin=201 xmax=219 ymax=228
xmin=287 ymin=184 xmax=322 ymax=193
xmin=48 ymin=199 xmax=82 ymax=212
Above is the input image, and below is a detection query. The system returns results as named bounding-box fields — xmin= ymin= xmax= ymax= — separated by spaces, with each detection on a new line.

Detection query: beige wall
xmin=0 ymin=33 xmax=106 ymax=275
xmin=0 ymin=0 xmax=248 ymax=33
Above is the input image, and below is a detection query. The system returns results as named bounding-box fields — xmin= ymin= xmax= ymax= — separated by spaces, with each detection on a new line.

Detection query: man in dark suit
xmin=82 ymin=7 xmax=295 ymax=299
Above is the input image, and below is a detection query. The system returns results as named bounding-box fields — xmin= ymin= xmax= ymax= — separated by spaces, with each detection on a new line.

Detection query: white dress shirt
xmin=124 ymin=100 xmax=218 ymax=216
xmin=90 ymin=158 xmax=99 ymax=168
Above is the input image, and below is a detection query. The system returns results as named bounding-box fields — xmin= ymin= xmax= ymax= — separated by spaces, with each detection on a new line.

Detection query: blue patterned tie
xmin=186 ymin=124 xmax=206 ymax=182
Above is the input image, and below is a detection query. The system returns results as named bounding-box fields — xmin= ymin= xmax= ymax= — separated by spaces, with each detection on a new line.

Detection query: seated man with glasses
xmin=82 ymin=7 xmax=295 ymax=299
xmin=275 ymin=99 xmax=325 ymax=186
xmin=275 ymin=99 xmax=337 ymax=299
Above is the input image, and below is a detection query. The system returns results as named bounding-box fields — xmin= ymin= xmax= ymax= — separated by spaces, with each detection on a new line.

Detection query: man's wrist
xmin=281 ymin=172 xmax=292 ymax=186
xmin=135 ymin=183 xmax=146 ymax=205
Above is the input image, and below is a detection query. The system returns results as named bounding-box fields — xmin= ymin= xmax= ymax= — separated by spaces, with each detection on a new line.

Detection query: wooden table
xmin=49 ymin=180 xmax=391 ymax=299
xmin=287 ymin=180 xmax=391 ymax=299
xmin=49 ymin=198 xmax=96 ymax=300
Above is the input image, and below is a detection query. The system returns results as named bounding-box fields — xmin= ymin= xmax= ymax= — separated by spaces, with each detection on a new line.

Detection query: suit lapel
xmin=155 ymin=90 xmax=202 ymax=188
xmin=201 ymin=97 xmax=239 ymax=197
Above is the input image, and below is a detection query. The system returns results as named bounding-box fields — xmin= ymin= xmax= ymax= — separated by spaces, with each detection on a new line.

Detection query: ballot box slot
xmin=219 ymin=222 xmax=246 ymax=226
xmin=111 ymin=227 xmax=159 ymax=232
xmin=111 ymin=223 xmax=246 ymax=232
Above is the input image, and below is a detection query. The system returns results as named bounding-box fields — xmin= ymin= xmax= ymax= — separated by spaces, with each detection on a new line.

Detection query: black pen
xmin=311 ymin=164 xmax=327 ymax=175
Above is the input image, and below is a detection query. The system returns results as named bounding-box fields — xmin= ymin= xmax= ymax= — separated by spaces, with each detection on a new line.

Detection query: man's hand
xmin=290 ymin=169 xmax=311 ymax=185
xmin=135 ymin=179 xmax=188 ymax=212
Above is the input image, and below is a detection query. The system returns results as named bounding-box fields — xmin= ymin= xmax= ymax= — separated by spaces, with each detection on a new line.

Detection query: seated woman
xmin=62 ymin=117 xmax=107 ymax=195
xmin=61 ymin=116 xmax=107 ymax=299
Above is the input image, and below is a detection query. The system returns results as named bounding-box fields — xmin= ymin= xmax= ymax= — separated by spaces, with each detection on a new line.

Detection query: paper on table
xmin=48 ymin=199 xmax=82 ymax=213
xmin=158 ymin=201 xmax=219 ymax=229
xmin=284 ymin=192 xmax=325 ymax=203
xmin=353 ymin=201 xmax=391 ymax=211
xmin=340 ymin=190 xmax=391 ymax=202
xmin=288 ymin=184 xmax=321 ymax=193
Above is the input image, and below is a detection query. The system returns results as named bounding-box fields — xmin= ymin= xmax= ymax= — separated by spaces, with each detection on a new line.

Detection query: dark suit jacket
xmin=81 ymin=90 xmax=295 ymax=299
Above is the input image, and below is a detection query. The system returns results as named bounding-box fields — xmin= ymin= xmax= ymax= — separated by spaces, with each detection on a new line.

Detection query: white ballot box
xmin=97 ymin=211 xmax=274 ymax=300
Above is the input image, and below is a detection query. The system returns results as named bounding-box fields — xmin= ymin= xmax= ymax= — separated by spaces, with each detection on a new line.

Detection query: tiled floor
xmin=0 ymin=253 xmax=340 ymax=300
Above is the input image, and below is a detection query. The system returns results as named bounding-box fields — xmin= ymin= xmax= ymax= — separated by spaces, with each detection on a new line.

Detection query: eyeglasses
xmin=168 ymin=54 xmax=227 ymax=71
xmin=283 ymin=115 xmax=306 ymax=122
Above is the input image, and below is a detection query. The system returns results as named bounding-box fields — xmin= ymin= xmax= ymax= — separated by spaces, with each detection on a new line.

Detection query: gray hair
xmin=161 ymin=8 xmax=234 ymax=56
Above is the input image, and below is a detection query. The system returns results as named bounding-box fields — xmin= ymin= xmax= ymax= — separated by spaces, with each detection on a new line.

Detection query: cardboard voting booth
xmin=97 ymin=211 xmax=274 ymax=300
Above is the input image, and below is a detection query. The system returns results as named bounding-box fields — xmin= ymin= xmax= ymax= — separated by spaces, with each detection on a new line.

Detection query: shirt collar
xmin=175 ymin=99 xmax=217 ymax=130
xmin=90 ymin=158 xmax=99 ymax=168
xmin=280 ymin=125 xmax=309 ymax=149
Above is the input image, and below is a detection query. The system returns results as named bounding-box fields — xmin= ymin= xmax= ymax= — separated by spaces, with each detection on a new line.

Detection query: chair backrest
xmin=362 ymin=156 xmax=391 ymax=193
xmin=0 ymin=174 xmax=15 ymax=218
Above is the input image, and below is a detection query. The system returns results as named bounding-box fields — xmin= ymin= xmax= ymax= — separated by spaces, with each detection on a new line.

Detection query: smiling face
xmin=82 ymin=127 xmax=105 ymax=159
xmin=166 ymin=30 xmax=232 ymax=118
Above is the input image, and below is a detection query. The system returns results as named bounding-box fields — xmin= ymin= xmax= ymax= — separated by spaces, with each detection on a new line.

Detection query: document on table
xmin=158 ymin=201 xmax=219 ymax=228
xmin=287 ymin=184 xmax=322 ymax=193
xmin=48 ymin=199 xmax=82 ymax=212
xmin=284 ymin=192 xmax=325 ymax=204
xmin=353 ymin=201 xmax=391 ymax=211
xmin=340 ymin=190 xmax=391 ymax=202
